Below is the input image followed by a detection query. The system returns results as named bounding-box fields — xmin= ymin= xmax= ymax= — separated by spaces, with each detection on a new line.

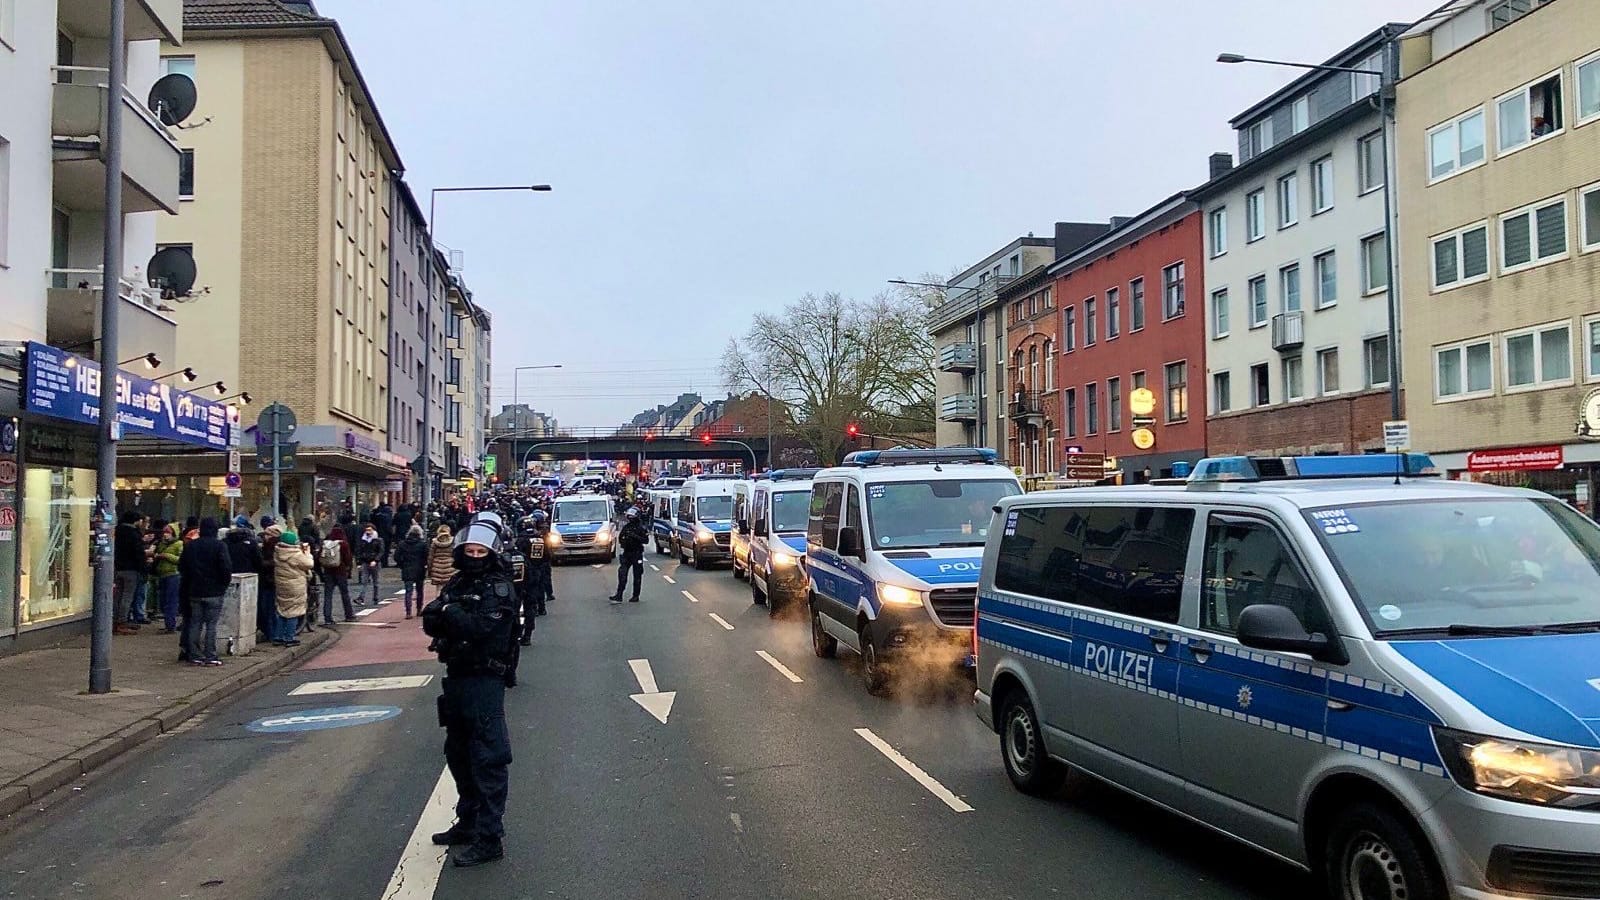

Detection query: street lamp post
xmin=1217 ymin=45 xmax=1402 ymax=422
xmin=421 ymin=184 xmax=551 ymax=506
xmin=510 ymin=364 xmax=561 ymax=481
xmin=891 ymin=278 xmax=985 ymax=445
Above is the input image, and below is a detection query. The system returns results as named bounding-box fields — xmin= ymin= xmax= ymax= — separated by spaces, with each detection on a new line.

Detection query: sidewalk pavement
xmin=0 ymin=565 xmax=407 ymax=821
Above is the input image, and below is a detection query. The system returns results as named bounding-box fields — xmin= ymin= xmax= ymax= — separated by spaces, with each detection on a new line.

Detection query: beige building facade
xmin=1397 ymin=0 xmax=1600 ymax=510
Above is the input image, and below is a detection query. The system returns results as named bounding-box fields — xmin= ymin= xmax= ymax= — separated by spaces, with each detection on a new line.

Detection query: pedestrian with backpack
xmin=319 ymin=525 xmax=356 ymax=623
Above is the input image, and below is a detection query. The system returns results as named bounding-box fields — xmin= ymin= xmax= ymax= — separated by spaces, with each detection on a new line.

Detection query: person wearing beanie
xmin=178 ymin=517 xmax=232 ymax=666
xmin=259 ymin=514 xmax=277 ymax=530
xmin=271 ymin=530 xmax=313 ymax=646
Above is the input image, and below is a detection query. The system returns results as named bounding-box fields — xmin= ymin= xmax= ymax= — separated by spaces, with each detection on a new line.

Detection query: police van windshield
xmin=696 ymin=495 xmax=734 ymax=521
xmin=770 ymin=490 xmax=810 ymax=533
xmin=866 ymin=478 xmax=1020 ymax=550
xmin=554 ymin=499 xmax=611 ymax=523
xmin=1308 ymin=497 xmax=1600 ymax=636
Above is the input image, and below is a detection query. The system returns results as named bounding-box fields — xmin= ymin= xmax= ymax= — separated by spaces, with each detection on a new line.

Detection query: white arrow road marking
xmin=355 ymin=608 xmax=379 ymax=617
xmin=392 ymin=589 xmax=406 ymax=596
xmin=590 ymin=563 xmax=603 ymax=569
xmin=854 ymin=728 xmax=973 ymax=812
xmin=650 ymin=564 xmax=660 ymax=571
xmin=289 ymin=675 xmax=433 ymax=696
xmin=628 ymin=658 xmax=676 ymax=724
xmin=681 ymin=590 xmax=700 ymax=603
xmin=380 ymin=765 xmax=455 ymax=900
xmin=662 ymin=575 xmax=676 ymax=584
xmin=756 ymin=650 xmax=803 ymax=683
xmin=709 ymin=612 xmax=735 ymax=631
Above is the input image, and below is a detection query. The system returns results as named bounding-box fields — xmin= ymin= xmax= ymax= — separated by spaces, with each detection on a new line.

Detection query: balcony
xmin=52 ymin=67 xmax=183 ymax=215
xmin=44 ymin=270 xmax=177 ymax=367
xmin=57 ymin=0 xmax=182 ymax=43
xmin=938 ymin=393 xmax=980 ymax=422
xmin=937 ymin=342 xmax=978 ymax=372
xmin=1009 ymin=390 xmax=1047 ymax=426
xmin=925 ymin=276 xmax=1013 ymax=333
xmin=1271 ymin=311 xmax=1304 ymax=352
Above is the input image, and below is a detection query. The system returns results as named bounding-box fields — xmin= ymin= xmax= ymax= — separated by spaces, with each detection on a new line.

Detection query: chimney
xmin=1208 ymin=152 xmax=1234 ymax=179
xmin=1110 ymin=216 xmax=1133 ymax=230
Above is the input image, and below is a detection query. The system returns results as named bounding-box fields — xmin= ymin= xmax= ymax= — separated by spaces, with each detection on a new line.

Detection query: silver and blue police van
xmin=806 ymin=448 xmax=1020 ymax=694
xmin=976 ymin=453 xmax=1600 ymax=900
xmin=647 ymin=487 xmax=679 ymax=555
xmin=729 ymin=478 xmax=757 ymax=580
xmin=547 ymin=492 xmax=616 ymax=564
xmin=674 ymin=474 xmax=742 ymax=568
xmin=743 ymin=468 xmax=820 ymax=614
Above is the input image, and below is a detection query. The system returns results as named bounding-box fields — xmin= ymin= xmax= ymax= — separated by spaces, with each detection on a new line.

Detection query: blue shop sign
xmin=22 ymin=341 xmax=233 ymax=451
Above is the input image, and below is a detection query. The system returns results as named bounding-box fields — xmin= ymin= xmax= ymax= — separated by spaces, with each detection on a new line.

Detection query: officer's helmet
xmin=453 ymin=511 xmax=507 ymax=569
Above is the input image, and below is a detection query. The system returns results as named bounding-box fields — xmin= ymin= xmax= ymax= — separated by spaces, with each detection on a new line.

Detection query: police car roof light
xmin=1187 ymin=453 xmax=1438 ymax=484
xmin=841 ymin=447 xmax=999 ymax=467
xmin=768 ymin=468 xmax=821 ymax=481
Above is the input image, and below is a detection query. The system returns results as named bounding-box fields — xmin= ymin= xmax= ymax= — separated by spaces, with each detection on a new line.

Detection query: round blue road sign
xmin=245 ymin=704 xmax=402 ymax=733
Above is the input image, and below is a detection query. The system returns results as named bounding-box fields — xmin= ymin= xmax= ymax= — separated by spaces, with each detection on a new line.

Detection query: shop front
xmin=1435 ymin=443 xmax=1600 ymax=519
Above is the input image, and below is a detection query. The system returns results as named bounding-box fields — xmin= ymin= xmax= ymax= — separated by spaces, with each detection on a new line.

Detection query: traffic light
xmin=846 ymin=423 xmax=860 ymax=440
xmin=617 ymin=460 xmax=630 ymax=476
xmin=700 ymin=432 xmax=712 ymax=445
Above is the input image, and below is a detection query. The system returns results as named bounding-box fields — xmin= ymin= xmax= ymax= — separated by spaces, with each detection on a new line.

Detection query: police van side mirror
xmin=836 ymin=526 xmax=864 ymax=560
xmin=1236 ymin=604 xmax=1347 ymax=665
xmin=752 ymin=519 xmax=767 ymax=537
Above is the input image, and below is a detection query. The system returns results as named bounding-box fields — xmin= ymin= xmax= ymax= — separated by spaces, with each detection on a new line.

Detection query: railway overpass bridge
xmin=487 ymin=427 xmax=768 ymax=477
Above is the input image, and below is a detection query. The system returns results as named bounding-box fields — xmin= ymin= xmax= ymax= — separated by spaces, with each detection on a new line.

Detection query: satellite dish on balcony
xmin=147 ymin=246 xmax=197 ymax=301
xmin=147 ymin=74 xmax=197 ymax=126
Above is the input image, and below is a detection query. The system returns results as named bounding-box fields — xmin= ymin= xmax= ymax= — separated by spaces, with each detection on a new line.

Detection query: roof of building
xmin=185 ymin=0 xmax=321 ymax=27
xmin=1227 ymin=24 xmax=1405 ymax=128
xmin=1044 ymin=190 xmax=1197 ymax=280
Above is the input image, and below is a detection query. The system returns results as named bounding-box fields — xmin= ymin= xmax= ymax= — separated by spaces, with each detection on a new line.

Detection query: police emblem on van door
xmin=1236 ymin=686 xmax=1253 ymax=709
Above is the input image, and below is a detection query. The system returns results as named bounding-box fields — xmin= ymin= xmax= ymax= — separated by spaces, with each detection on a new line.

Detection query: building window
xmin=1504 ymin=322 xmax=1573 ymax=390
xmin=1279 ymin=264 xmax=1301 ymax=313
xmin=1317 ymin=348 xmax=1340 ymax=395
xmin=1361 ymin=233 xmax=1389 ymax=293
xmin=1291 ymin=96 xmax=1310 ymax=134
xmin=1500 ymin=196 xmax=1568 ymax=273
xmin=1246 ymin=118 xmax=1273 ymax=158
xmin=1251 ymin=363 xmax=1270 ymax=406
xmin=1063 ymin=306 xmax=1077 ymax=351
xmin=1129 ymin=277 xmax=1146 ymax=331
xmin=1213 ymin=371 xmax=1231 ymax=414
xmin=1365 ymin=336 xmax=1391 ymax=388
xmin=1435 ymin=339 xmax=1494 ymax=399
xmin=1583 ymin=182 xmax=1600 ymax=251
xmin=1248 ymin=275 xmax=1268 ymax=327
xmin=160 ymin=55 xmax=196 ymax=84
xmin=1497 ymin=71 xmax=1564 ymax=154
xmin=1162 ymin=262 xmax=1185 ymax=319
xmin=1427 ymin=108 xmax=1486 ymax=181
xmin=1211 ymin=287 xmax=1229 ymax=338
xmin=1131 ymin=370 xmax=1146 ymax=391
xmin=1490 ymin=0 xmax=1552 ymax=30
xmin=1044 ymin=286 xmax=1053 ymax=309
xmin=1431 ymin=222 xmax=1491 ymax=290
xmin=1085 ymin=298 xmax=1097 ymax=346
xmin=1352 ymin=50 xmax=1383 ymax=98
xmin=1028 ymin=345 xmax=1039 ymax=390
xmin=1313 ymin=251 xmax=1337 ymax=308
xmin=1107 ymin=287 xmax=1120 ymax=338
xmin=1310 ymin=156 xmax=1334 ymax=213
xmin=178 ymin=149 xmax=195 ymax=198
xmin=1245 ymin=189 xmax=1266 ymax=241
xmin=1209 ymin=208 xmax=1227 ymax=257
xmin=1580 ymin=50 xmax=1600 ymax=125
xmin=1086 ymin=383 xmax=1099 ymax=435
xmin=1277 ymin=172 xmax=1299 ymax=229
xmin=1164 ymin=362 xmax=1188 ymax=422
xmin=1044 ymin=340 xmax=1055 ymax=390
xmin=1585 ymin=316 xmax=1600 ymax=381
xmin=1283 ymin=356 xmax=1304 ymax=401
xmin=1357 ymin=131 xmax=1385 ymax=194
xmin=1064 ymin=388 xmax=1077 ymax=437
xmin=1107 ymin=377 xmax=1122 ymax=432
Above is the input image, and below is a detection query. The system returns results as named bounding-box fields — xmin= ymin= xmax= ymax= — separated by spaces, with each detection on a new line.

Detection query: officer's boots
xmin=452 ymin=838 xmax=504 ymax=867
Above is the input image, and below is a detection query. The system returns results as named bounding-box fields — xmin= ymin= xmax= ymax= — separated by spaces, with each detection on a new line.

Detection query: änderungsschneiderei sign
xmin=22 ymin=341 xmax=233 ymax=451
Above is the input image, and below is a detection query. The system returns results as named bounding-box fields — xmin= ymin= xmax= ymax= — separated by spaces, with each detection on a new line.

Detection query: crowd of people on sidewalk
xmin=109 ymin=501 xmax=464 ymax=667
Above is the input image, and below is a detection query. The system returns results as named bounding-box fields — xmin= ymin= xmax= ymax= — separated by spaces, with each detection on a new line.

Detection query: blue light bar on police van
xmin=1188 ymin=453 xmax=1438 ymax=483
xmin=768 ymin=468 xmax=821 ymax=481
xmin=841 ymin=447 xmax=1000 ymax=467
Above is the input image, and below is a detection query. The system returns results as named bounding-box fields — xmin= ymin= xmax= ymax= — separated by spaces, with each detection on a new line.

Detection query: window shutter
xmin=1503 ymin=214 xmax=1532 ymax=267
xmin=1535 ymin=202 xmax=1567 ymax=258
xmin=1461 ymin=227 xmax=1489 ymax=279
xmin=1433 ymin=239 xmax=1458 ymax=285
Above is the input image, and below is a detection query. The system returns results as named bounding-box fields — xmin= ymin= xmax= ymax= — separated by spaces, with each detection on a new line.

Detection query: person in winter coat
xmin=391 ymin=505 xmax=416 ymax=560
xmin=370 ymin=502 xmax=394 ymax=566
xmin=152 ymin=523 xmax=184 ymax=633
xmin=298 ymin=518 xmax=324 ymax=631
xmin=113 ymin=511 xmax=147 ymax=634
xmin=426 ymin=525 xmax=457 ymax=600
xmin=178 ymin=518 xmax=233 ymax=666
xmin=226 ymin=516 xmax=268 ymax=639
xmin=271 ymin=531 xmax=314 ymax=646
xmin=319 ymin=525 xmax=356 ymax=623
xmin=259 ymin=521 xmax=281 ymax=637
xmin=394 ymin=524 xmax=430 ymax=618
xmin=353 ymin=522 xmax=383 ymax=605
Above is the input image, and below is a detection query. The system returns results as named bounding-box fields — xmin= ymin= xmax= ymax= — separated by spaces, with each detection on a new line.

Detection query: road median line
xmin=854 ymin=727 xmax=974 ymax=813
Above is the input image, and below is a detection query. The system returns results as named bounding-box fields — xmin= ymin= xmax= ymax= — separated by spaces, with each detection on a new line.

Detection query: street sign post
xmin=1063 ymin=451 xmax=1106 ymax=482
xmin=1383 ymin=420 xmax=1410 ymax=452
xmin=256 ymin=403 xmax=299 ymax=521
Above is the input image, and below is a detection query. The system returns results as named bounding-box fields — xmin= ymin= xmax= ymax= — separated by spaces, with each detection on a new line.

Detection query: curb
xmin=0 ymin=628 xmax=338 ymax=818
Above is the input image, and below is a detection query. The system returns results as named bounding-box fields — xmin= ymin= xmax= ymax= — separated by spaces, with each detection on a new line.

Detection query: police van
xmin=547 ymin=492 xmax=616 ymax=564
xmin=729 ymin=479 xmax=756 ymax=580
xmin=976 ymin=453 xmax=1600 ymax=900
xmin=674 ymin=475 xmax=741 ymax=568
xmin=647 ymin=487 xmax=678 ymax=555
xmin=806 ymin=448 xmax=1020 ymax=694
xmin=744 ymin=468 xmax=820 ymax=614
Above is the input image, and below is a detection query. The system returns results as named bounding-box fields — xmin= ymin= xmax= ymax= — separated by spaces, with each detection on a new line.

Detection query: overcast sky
xmin=322 ymin=0 xmax=1440 ymax=429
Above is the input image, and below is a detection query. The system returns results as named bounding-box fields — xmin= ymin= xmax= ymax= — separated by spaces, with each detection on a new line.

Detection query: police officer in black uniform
xmin=514 ymin=513 xmax=549 ymax=645
xmin=421 ymin=513 xmax=519 ymax=867
xmin=609 ymin=507 xmax=650 ymax=603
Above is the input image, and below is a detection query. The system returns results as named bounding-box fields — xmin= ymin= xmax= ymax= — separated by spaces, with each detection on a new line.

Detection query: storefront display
xmin=0 ymin=418 xmax=18 ymax=636
xmin=18 ymin=424 xmax=97 ymax=628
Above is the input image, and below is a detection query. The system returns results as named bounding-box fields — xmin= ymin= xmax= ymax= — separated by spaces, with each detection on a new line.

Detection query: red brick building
xmin=1044 ymin=194 xmax=1208 ymax=482
xmin=999 ymin=267 xmax=1060 ymax=475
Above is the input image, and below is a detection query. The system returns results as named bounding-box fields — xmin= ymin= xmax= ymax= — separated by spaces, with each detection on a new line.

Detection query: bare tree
xmin=723 ymin=290 xmax=935 ymax=465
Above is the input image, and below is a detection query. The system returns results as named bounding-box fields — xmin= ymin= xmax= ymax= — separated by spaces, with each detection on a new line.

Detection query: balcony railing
xmin=1271 ymin=311 xmax=1305 ymax=352
xmin=925 ymin=276 xmax=1014 ymax=333
xmin=1009 ymin=390 xmax=1047 ymax=423
xmin=51 ymin=66 xmax=182 ymax=214
xmin=938 ymin=393 xmax=980 ymax=422
xmin=937 ymin=342 xmax=978 ymax=372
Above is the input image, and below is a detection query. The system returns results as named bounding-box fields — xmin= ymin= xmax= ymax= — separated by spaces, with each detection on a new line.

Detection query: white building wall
xmin=0 ymin=0 xmax=59 ymax=344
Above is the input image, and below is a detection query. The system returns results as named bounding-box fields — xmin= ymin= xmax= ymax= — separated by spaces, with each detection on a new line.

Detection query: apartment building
xmin=443 ymin=272 xmax=491 ymax=491
xmin=388 ymin=180 xmax=446 ymax=500
xmin=123 ymin=0 xmax=412 ymax=524
xmin=1045 ymin=196 xmax=1209 ymax=482
xmin=1197 ymin=25 xmax=1407 ymax=456
xmin=1397 ymin=0 xmax=1600 ymax=510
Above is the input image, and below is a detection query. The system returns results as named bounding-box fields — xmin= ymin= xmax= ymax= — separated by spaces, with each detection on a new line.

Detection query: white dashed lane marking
xmin=854 ymin=728 xmax=974 ymax=813
xmin=756 ymin=650 xmax=803 ymax=683
xmin=662 ymin=575 xmax=676 ymax=584
xmin=681 ymin=590 xmax=700 ymax=603
xmin=708 ymin=612 xmax=735 ymax=631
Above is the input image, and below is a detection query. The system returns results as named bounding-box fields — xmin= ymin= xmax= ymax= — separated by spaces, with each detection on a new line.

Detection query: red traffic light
xmin=846 ymin=423 xmax=860 ymax=438
xmin=700 ymin=433 xmax=712 ymax=445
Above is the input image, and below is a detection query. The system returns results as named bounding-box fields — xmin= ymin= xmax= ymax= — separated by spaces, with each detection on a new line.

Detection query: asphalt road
xmin=0 ymin=554 xmax=1314 ymax=899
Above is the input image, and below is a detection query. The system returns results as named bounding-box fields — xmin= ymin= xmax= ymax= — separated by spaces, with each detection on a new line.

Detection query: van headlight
xmin=695 ymin=526 xmax=713 ymax=543
xmin=1434 ymin=728 xmax=1600 ymax=808
xmin=877 ymin=584 xmax=924 ymax=607
xmin=546 ymin=532 xmax=563 ymax=548
xmin=771 ymin=550 xmax=798 ymax=567
xmin=595 ymin=525 xmax=613 ymax=544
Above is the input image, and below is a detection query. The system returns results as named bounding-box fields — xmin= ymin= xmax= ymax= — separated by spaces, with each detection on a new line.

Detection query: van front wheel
xmin=1323 ymin=802 xmax=1445 ymax=900
xmin=1000 ymin=692 xmax=1065 ymax=796
xmin=810 ymin=600 xmax=836 ymax=659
